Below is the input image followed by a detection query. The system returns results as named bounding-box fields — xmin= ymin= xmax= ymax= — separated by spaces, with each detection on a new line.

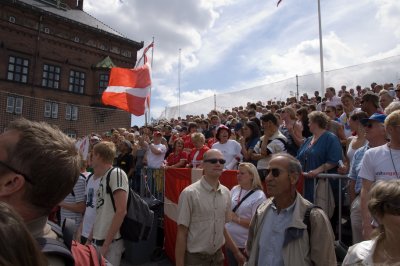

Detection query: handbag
xmin=315 ymin=179 xmax=335 ymax=218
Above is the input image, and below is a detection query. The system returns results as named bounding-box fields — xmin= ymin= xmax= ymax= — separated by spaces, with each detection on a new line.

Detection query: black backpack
xmin=106 ymin=167 xmax=155 ymax=242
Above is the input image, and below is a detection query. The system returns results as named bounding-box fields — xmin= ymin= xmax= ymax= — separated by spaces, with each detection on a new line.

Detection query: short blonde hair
xmin=282 ymin=107 xmax=296 ymax=120
xmin=384 ymin=102 xmax=400 ymax=115
xmin=238 ymin=163 xmax=263 ymax=190
xmin=93 ymin=141 xmax=116 ymax=164
xmin=191 ymin=132 xmax=205 ymax=143
xmin=384 ymin=110 xmax=400 ymax=127
xmin=308 ymin=111 xmax=329 ymax=129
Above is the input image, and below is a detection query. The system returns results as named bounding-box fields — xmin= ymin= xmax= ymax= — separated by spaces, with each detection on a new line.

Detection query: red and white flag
xmin=102 ymin=63 xmax=151 ymax=116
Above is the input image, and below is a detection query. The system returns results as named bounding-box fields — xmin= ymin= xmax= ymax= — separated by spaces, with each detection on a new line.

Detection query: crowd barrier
xmin=141 ymin=167 xmax=349 ymax=263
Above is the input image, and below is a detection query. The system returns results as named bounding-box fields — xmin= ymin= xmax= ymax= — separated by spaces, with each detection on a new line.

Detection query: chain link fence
xmin=160 ymin=55 xmax=400 ymax=119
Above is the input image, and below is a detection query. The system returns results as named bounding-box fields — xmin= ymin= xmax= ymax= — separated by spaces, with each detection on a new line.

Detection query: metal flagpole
xmin=148 ymin=37 xmax=154 ymax=125
xmin=317 ymin=0 xmax=325 ymax=96
xmin=178 ymin=48 xmax=181 ymax=118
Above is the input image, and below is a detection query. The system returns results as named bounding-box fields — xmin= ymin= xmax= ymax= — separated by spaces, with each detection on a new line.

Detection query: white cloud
xmin=375 ymin=0 xmax=400 ymax=38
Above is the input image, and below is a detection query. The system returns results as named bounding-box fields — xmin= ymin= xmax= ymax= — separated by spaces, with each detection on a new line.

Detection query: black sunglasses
xmin=363 ymin=123 xmax=374 ymax=129
xmin=204 ymin=158 xmax=226 ymax=164
xmin=0 ymin=161 xmax=34 ymax=185
xmin=265 ymin=168 xmax=282 ymax=177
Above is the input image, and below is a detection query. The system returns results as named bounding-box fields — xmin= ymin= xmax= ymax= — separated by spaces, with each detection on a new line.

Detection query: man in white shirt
xmin=325 ymin=87 xmax=342 ymax=107
xmin=146 ymin=131 xmax=167 ymax=168
xmin=359 ymin=112 xmax=400 ymax=240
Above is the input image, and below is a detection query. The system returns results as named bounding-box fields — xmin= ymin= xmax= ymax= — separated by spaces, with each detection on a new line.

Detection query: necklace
xmin=388 ymin=144 xmax=399 ymax=179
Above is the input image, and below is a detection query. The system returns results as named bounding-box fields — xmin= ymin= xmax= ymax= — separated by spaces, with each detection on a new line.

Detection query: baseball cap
xmin=361 ymin=113 xmax=387 ymax=125
xmin=153 ymin=131 xmax=162 ymax=137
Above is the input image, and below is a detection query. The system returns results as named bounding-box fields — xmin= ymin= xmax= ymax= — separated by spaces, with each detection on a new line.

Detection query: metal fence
xmin=160 ymin=55 xmax=400 ymax=119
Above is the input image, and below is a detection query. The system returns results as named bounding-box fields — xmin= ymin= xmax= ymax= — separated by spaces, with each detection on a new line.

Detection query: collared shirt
xmin=348 ymin=144 xmax=369 ymax=194
xmin=177 ymin=176 xmax=231 ymax=254
xmin=258 ymin=200 xmax=296 ymax=266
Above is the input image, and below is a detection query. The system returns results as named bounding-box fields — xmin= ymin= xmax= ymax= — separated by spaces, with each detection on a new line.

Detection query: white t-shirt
xmin=326 ymin=96 xmax=342 ymax=107
xmin=225 ymin=186 xmax=266 ymax=248
xmin=212 ymin=140 xmax=242 ymax=170
xmin=82 ymin=174 xmax=101 ymax=238
xmin=339 ymin=108 xmax=360 ymax=138
xmin=359 ymin=144 xmax=400 ymax=182
xmin=146 ymin=143 xmax=167 ymax=168
xmin=253 ymin=132 xmax=287 ymax=170
xmin=93 ymin=167 xmax=129 ymax=240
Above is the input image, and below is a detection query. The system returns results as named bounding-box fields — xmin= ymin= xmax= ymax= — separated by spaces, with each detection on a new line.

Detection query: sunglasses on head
xmin=204 ymin=158 xmax=226 ymax=164
xmin=265 ymin=168 xmax=282 ymax=177
xmin=363 ymin=123 xmax=374 ymax=128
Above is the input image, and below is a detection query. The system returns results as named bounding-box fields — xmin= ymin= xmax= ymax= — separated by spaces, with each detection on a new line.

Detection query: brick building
xmin=0 ymin=0 xmax=144 ymax=137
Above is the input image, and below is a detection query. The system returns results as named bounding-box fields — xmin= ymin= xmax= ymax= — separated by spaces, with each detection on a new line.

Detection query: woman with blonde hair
xmin=343 ymin=179 xmax=400 ymax=265
xmin=225 ymin=163 xmax=266 ymax=265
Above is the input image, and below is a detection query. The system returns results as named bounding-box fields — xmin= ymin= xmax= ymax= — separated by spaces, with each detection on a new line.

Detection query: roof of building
xmin=96 ymin=56 xmax=116 ymax=68
xmin=14 ymin=0 xmax=143 ymax=47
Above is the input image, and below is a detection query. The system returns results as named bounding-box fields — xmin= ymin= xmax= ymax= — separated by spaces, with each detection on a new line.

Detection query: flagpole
xmin=178 ymin=48 xmax=181 ymax=118
xmin=148 ymin=36 xmax=155 ymax=125
xmin=317 ymin=0 xmax=325 ymax=96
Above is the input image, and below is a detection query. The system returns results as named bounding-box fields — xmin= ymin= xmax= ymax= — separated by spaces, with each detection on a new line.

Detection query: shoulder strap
xmin=86 ymin=172 xmax=94 ymax=185
xmin=36 ymin=237 xmax=74 ymax=266
xmin=106 ymin=167 xmax=117 ymax=212
xmin=303 ymin=205 xmax=322 ymax=239
xmin=232 ymin=189 xmax=257 ymax=212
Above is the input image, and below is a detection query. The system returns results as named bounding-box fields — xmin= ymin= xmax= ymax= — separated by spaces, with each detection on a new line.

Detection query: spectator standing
xmin=146 ymin=131 xmax=167 ymax=169
xmin=0 ymin=118 xmax=81 ymax=265
xmin=347 ymin=113 xmax=386 ymax=244
xmin=116 ymin=139 xmax=134 ymax=180
xmin=361 ymin=92 xmax=380 ymax=116
xmin=175 ymin=149 xmax=245 ymax=266
xmin=297 ymin=111 xmax=342 ymax=202
xmin=131 ymin=135 xmax=148 ymax=193
xmin=59 ymin=170 xmax=86 ymax=235
xmin=252 ymin=113 xmax=287 ymax=182
xmin=90 ymin=141 xmax=128 ymax=266
xmin=339 ymin=94 xmax=359 ymax=138
xmin=343 ymin=180 xmax=400 ymax=265
xmin=187 ymin=133 xmax=209 ymax=168
xmin=296 ymin=107 xmax=312 ymax=139
xmin=359 ymin=111 xmax=400 ymax=240
xmin=0 ymin=202 xmax=47 ymax=266
xmin=325 ymin=87 xmax=342 ymax=107
xmin=239 ymin=121 xmax=260 ymax=164
xmin=165 ymin=138 xmax=188 ymax=168
xmin=246 ymin=153 xmax=336 ymax=266
xmin=212 ymin=125 xmax=242 ymax=170
xmin=378 ymin=90 xmax=393 ymax=110
xmin=280 ymin=107 xmax=302 ymax=155
xmin=225 ymin=163 xmax=266 ymax=266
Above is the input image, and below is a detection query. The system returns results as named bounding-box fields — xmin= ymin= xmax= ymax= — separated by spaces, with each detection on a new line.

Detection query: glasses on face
xmin=0 ymin=161 xmax=34 ymax=185
xmin=204 ymin=158 xmax=226 ymax=164
xmin=325 ymin=110 xmax=332 ymax=113
xmin=363 ymin=123 xmax=374 ymax=128
xmin=265 ymin=168 xmax=283 ymax=178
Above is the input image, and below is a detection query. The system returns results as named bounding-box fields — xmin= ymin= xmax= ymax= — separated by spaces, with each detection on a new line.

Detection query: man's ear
xmin=289 ymin=172 xmax=298 ymax=186
xmin=0 ymin=174 xmax=25 ymax=196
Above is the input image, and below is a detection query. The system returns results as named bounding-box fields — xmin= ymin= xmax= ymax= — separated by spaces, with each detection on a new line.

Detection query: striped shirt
xmin=60 ymin=174 xmax=86 ymax=231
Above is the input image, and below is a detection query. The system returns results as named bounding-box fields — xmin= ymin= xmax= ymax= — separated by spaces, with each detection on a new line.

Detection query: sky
xmin=83 ymin=0 xmax=400 ymax=124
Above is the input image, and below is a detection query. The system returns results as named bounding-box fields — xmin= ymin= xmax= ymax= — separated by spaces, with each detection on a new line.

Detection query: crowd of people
xmin=0 ymin=82 xmax=400 ymax=266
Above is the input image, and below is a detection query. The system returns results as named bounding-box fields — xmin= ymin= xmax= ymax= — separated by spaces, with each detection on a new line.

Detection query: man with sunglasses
xmin=359 ymin=111 xmax=400 ymax=240
xmin=246 ymin=153 xmax=336 ymax=266
xmin=347 ymin=113 xmax=387 ymax=244
xmin=175 ymin=149 xmax=245 ymax=266
xmin=0 ymin=118 xmax=81 ymax=265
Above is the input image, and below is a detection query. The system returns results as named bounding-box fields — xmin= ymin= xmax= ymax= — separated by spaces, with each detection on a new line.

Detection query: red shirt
xmin=183 ymin=134 xmax=194 ymax=149
xmin=188 ymin=145 xmax=209 ymax=168
xmin=166 ymin=151 xmax=188 ymax=166
xmin=207 ymin=137 xmax=217 ymax=148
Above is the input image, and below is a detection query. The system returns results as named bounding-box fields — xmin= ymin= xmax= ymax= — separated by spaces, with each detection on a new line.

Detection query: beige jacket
xmin=246 ymin=193 xmax=336 ymax=266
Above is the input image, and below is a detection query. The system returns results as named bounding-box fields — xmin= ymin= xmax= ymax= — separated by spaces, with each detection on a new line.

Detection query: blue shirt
xmin=296 ymin=131 xmax=342 ymax=172
xmin=258 ymin=201 xmax=296 ymax=266
xmin=348 ymin=144 xmax=369 ymax=194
